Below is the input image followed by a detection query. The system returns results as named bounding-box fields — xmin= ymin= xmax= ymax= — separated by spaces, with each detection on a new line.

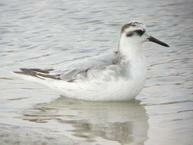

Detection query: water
xmin=0 ymin=0 xmax=193 ymax=144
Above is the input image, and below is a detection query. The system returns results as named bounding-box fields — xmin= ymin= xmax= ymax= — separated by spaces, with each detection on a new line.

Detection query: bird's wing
xmin=15 ymin=51 xmax=120 ymax=82
xmin=56 ymin=51 xmax=119 ymax=81
xmin=14 ymin=68 xmax=61 ymax=80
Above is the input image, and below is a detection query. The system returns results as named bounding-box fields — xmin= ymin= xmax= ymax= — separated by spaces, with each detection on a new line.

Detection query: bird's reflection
xmin=23 ymin=97 xmax=148 ymax=145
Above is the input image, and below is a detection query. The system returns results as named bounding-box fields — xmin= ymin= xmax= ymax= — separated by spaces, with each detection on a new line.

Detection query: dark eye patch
xmin=135 ymin=30 xmax=145 ymax=36
xmin=126 ymin=29 xmax=145 ymax=37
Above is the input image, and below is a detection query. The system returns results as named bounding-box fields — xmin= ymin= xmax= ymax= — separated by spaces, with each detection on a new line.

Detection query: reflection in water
xmin=23 ymin=97 xmax=148 ymax=145
xmin=1 ymin=0 xmax=193 ymax=144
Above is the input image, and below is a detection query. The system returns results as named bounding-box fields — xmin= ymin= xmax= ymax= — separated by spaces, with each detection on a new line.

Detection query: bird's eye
xmin=126 ymin=32 xmax=134 ymax=37
xmin=135 ymin=30 xmax=145 ymax=36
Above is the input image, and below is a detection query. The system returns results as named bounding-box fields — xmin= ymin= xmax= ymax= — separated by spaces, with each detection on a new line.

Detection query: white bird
xmin=14 ymin=22 xmax=169 ymax=101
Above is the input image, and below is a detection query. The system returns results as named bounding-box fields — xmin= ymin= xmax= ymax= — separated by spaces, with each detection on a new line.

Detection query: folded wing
xmin=14 ymin=51 xmax=120 ymax=82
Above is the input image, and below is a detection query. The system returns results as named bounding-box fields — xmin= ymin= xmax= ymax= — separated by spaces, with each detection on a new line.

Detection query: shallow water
xmin=0 ymin=0 xmax=193 ymax=145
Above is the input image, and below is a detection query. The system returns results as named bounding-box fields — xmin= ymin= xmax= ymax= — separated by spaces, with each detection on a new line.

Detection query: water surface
xmin=0 ymin=0 xmax=193 ymax=145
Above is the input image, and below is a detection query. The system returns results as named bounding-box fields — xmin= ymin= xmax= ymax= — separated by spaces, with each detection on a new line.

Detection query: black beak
xmin=148 ymin=36 xmax=169 ymax=47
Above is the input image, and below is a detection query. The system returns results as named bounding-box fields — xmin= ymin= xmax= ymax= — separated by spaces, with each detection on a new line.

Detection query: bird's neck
xmin=118 ymin=39 xmax=144 ymax=62
xmin=117 ymin=39 xmax=146 ymax=80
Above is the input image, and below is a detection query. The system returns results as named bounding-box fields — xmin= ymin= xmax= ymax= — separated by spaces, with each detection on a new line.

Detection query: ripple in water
xmin=0 ymin=0 xmax=193 ymax=145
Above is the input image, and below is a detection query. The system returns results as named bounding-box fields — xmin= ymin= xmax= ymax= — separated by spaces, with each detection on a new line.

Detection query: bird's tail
xmin=13 ymin=68 xmax=63 ymax=87
xmin=14 ymin=68 xmax=60 ymax=79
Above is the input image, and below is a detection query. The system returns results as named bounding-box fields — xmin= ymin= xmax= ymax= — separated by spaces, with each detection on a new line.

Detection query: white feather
xmin=14 ymin=23 xmax=148 ymax=101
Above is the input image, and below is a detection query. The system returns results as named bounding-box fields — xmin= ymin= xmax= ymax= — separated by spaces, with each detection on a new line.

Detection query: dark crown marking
xmin=121 ymin=22 xmax=144 ymax=33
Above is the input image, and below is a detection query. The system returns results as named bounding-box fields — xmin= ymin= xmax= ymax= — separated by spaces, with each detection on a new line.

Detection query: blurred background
xmin=0 ymin=0 xmax=193 ymax=145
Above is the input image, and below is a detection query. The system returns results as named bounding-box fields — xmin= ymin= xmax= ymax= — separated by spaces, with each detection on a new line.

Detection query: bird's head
xmin=120 ymin=22 xmax=169 ymax=48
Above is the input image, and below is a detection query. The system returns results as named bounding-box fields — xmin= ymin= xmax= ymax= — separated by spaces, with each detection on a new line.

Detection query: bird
xmin=14 ymin=22 xmax=169 ymax=101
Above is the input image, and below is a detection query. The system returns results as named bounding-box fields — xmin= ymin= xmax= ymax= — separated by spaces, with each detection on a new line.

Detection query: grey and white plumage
xmin=14 ymin=22 xmax=169 ymax=101
xmin=16 ymin=51 xmax=118 ymax=81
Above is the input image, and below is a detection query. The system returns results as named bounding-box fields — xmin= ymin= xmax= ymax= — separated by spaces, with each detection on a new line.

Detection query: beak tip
xmin=165 ymin=44 xmax=170 ymax=47
xmin=148 ymin=36 xmax=170 ymax=47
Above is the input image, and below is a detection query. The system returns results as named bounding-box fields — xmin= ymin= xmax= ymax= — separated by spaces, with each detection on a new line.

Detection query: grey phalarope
xmin=14 ymin=22 xmax=169 ymax=101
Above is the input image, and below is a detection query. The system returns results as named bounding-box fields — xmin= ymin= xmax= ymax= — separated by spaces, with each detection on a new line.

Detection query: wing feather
xmin=14 ymin=51 xmax=120 ymax=82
